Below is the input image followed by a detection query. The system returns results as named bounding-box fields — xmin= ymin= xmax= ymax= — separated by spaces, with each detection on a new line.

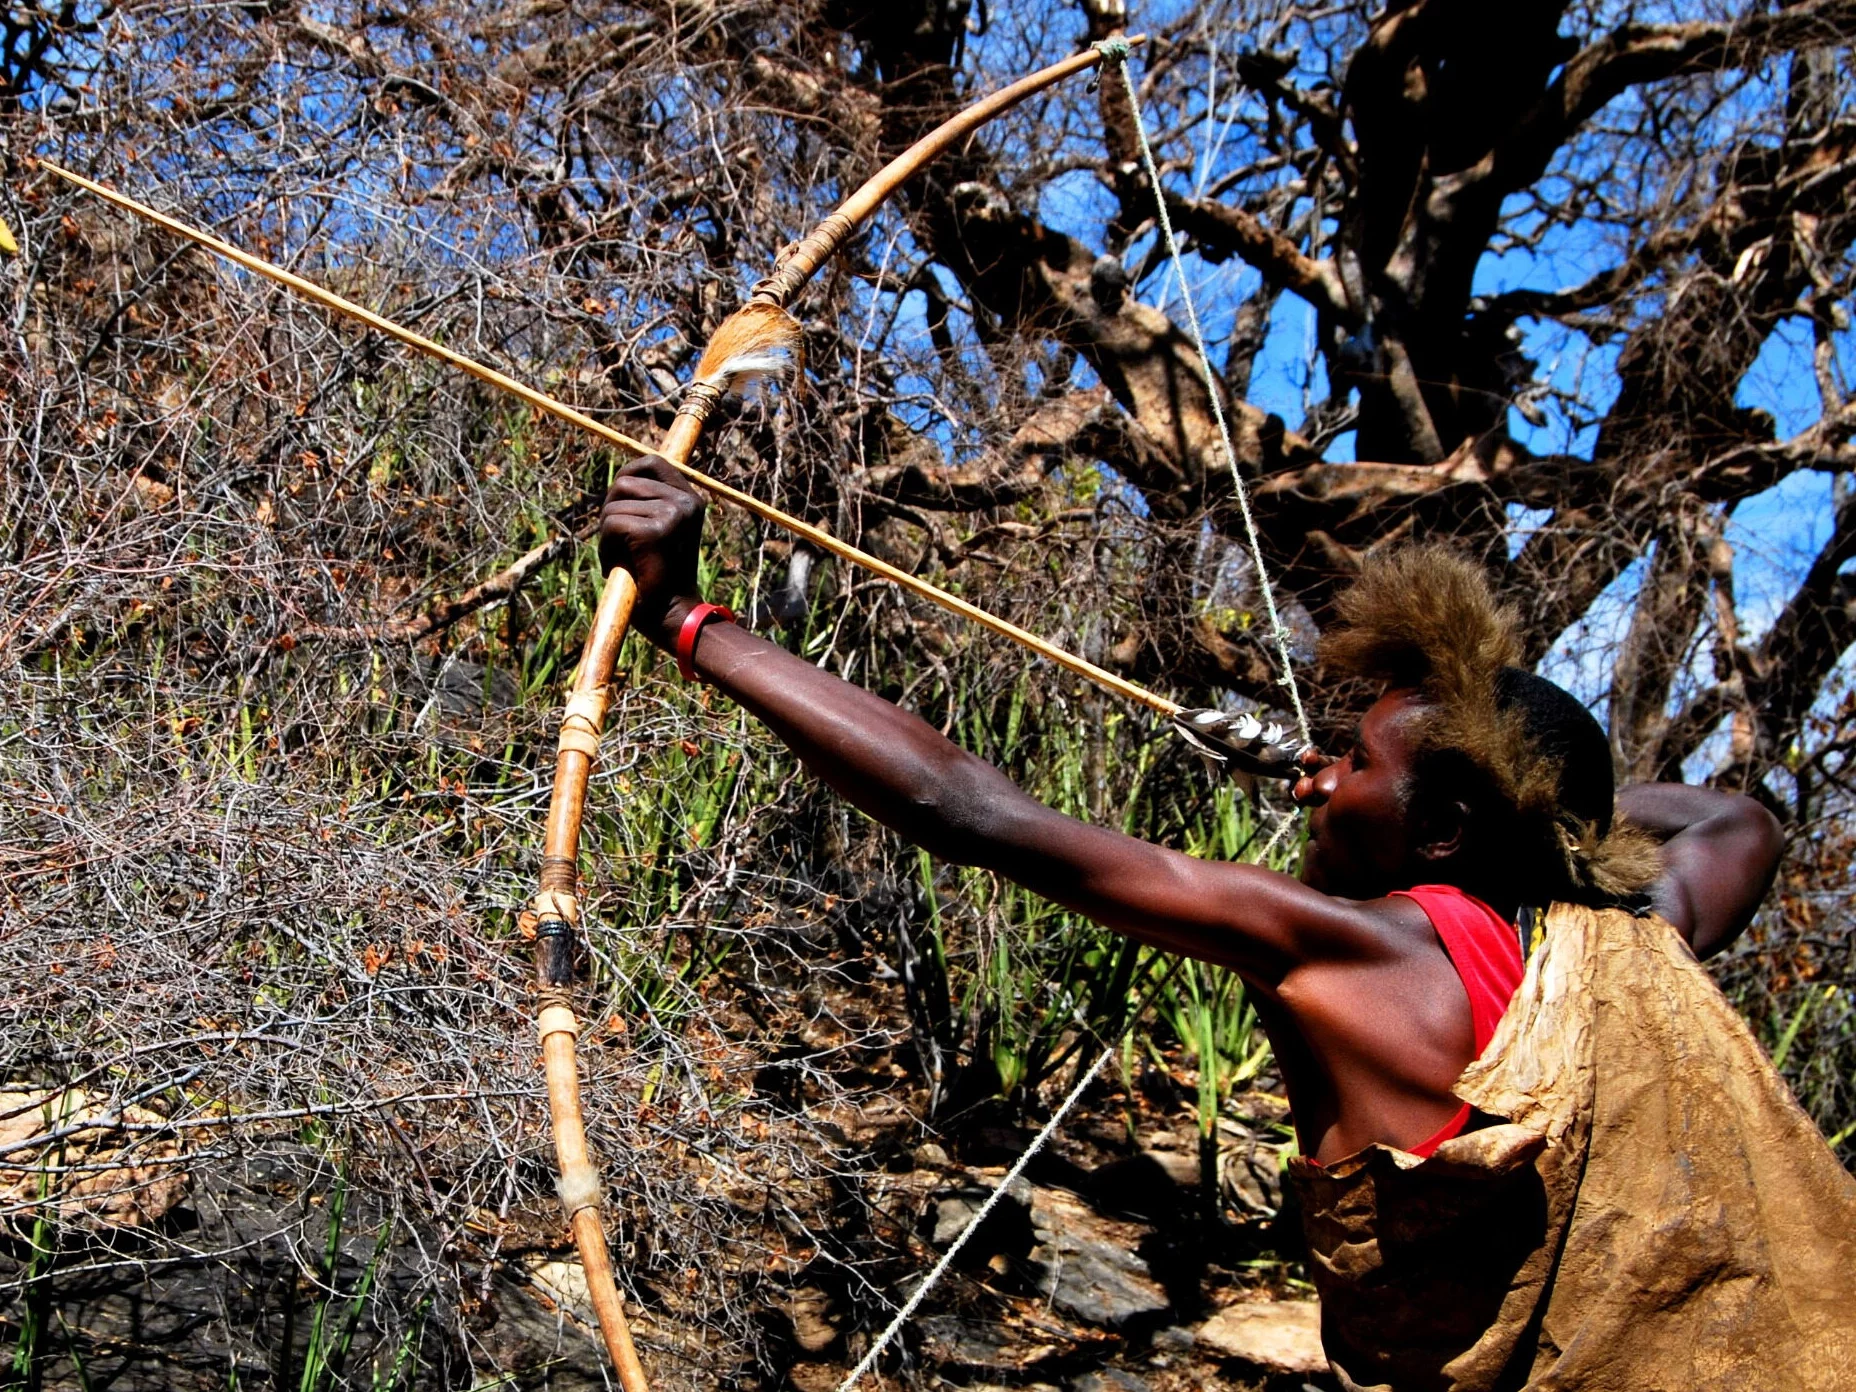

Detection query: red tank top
xmin=1385 ymin=884 xmax=1525 ymax=1157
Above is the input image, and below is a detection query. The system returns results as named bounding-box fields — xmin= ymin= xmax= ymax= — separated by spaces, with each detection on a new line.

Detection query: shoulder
xmin=1331 ymin=891 xmax=1448 ymax=960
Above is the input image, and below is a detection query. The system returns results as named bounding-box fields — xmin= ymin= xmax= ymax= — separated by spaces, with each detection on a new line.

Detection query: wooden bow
xmin=45 ymin=39 xmax=1165 ymax=1388
xmin=518 ymin=42 xmax=1147 ymax=1386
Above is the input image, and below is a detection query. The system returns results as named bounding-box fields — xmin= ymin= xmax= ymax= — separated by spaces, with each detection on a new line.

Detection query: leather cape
xmin=1288 ymin=901 xmax=1856 ymax=1392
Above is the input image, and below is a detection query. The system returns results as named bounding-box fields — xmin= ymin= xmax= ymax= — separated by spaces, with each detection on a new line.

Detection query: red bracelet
xmin=675 ymin=602 xmax=735 ymax=681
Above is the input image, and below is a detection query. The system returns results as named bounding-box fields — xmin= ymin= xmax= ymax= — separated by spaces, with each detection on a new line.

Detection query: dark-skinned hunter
xmin=597 ymin=455 xmax=1856 ymax=1391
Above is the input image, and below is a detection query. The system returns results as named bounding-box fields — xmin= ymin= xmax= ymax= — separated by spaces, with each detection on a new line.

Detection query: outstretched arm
xmin=1616 ymin=783 xmax=1784 ymax=958
xmin=599 ymin=459 xmax=1363 ymax=985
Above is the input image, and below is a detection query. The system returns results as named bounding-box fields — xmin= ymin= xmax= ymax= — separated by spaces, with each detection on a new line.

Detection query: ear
xmin=1413 ymin=796 xmax=1471 ymax=864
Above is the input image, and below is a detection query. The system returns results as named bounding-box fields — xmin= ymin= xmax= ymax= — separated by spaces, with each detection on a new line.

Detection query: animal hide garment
xmin=1287 ymin=901 xmax=1856 ymax=1392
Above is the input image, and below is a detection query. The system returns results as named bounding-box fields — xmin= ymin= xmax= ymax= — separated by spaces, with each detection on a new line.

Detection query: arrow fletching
xmin=1171 ymin=707 xmax=1316 ymax=780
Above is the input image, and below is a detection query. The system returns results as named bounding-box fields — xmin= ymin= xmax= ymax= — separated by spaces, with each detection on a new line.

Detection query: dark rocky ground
xmin=2 ymin=1081 xmax=1334 ymax=1391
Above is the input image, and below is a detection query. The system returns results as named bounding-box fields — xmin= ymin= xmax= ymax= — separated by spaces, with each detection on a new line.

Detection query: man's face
xmin=1293 ymin=689 xmax=1429 ymax=899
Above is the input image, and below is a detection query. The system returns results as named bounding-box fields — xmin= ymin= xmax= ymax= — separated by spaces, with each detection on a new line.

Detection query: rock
xmin=1089 ymin=1118 xmax=1292 ymax=1223
xmin=1071 ymin=1370 xmax=1150 ymax=1392
xmin=1196 ymin=1299 xmax=1326 ymax=1376
xmin=912 ymin=1141 xmax=952 ymax=1168
xmin=1218 ymin=1132 xmax=1286 ymax=1217
xmin=525 ymin=1256 xmax=593 ymax=1318
xmin=780 ymin=1286 xmax=838 ymax=1353
xmin=931 ymin=1174 xmax=1031 ymax=1246
xmin=813 ymin=1090 xmax=917 ymax=1144
xmin=933 ymin=1192 xmax=980 ymax=1244
xmin=0 ymin=1086 xmax=188 ymax=1228
xmin=917 ymin=1314 xmax=1058 ymax=1372
xmin=410 ymin=655 xmax=519 ymax=718
xmin=788 ymin=1363 xmax=840 ymax=1392
xmin=1027 ymin=1188 xmax=1170 ymax=1328
xmin=1141 ymin=1148 xmax=1199 ymax=1188
xmin=1152 ymin=1324 xmax=1196 ymax=1352
xmin=476 ymin=1267 xmax=613 ymax=1392
xmin=786 ymin=1366 xmax=838 ymax=1392
xmin=1228 ymin=1090 xmax=1293 ymax=1125
xmin=1083 ymin=1151 xmax=1192 ymax=1224
xmin=1135 ymin=1128 xmax=1200 ymax=1189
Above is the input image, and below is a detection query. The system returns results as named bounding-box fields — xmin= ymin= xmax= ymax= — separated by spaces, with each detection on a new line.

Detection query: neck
xmin=1400 ymin=864 xmax=1520 ymax=924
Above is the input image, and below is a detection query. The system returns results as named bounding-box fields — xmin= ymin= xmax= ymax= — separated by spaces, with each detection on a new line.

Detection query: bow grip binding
xmin=532 ymin=876 xmax=580 ymax=989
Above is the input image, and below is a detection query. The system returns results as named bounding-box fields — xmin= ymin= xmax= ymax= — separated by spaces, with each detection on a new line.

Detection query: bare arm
xmin=1616 ymin=783 xmax=1784 ymax=958
xmin=599 ymin=459 xmax=1368 ymax=986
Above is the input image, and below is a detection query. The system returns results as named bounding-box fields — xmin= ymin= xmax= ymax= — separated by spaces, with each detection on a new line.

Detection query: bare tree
xmin=28 ymin=0 xmax=1838 ymax=796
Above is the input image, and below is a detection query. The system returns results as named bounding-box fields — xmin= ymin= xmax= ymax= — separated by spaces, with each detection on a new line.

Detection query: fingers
xmin=601 ymin=457 xmax=702 ymax=522
xmin=599 ymin=490 xmax=700 ymax=529
xmin=597 ymin=506 xmax=677 ymax=535
xmin=600 ymin=487 xmax=690 ymax=515
xmin=606 ymin=454 xmax=694 ymax=498
xmin=597 ymin=453 xmax=706 ymax=587
xmin=599 ymin=500 xmax=692 ymax=540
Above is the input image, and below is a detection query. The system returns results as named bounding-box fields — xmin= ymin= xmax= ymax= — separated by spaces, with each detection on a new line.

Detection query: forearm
xmin=1616 ymin=782 xmax=1784 ymax=957
xmin=649 ymin=604 xmax=1323 ymax=979
xmin=593 ymin=463 xmax=1310 ymax=965
xmin=648 ymin=599 xmax=1031 ymax=867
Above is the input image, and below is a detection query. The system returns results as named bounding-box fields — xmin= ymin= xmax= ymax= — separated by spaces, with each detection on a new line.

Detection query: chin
xmin=1302 ymin=847 xmax=1380 ymax=900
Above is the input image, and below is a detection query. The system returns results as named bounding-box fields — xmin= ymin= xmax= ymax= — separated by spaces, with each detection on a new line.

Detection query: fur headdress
xmin=1320 ymin=546 xmax=1660 ymax=904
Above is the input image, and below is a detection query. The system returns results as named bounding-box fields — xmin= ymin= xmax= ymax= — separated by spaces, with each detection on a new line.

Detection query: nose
xmin=1294 ymin=754 xmax=1339 ymax=808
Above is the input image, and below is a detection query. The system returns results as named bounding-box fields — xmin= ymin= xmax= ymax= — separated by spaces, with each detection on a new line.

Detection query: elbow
xmin=1717 ymin=793 xmax=1785 ymax=879
xmin=1752 ymin=801 xmax=1781 ymax=868
xmin=1749 ymin=799 xmax=1786 ymax=880
xmin=1700 ymin=798 xmax=1784 ymax=959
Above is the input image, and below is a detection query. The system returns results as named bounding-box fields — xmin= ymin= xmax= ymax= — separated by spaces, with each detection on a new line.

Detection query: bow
xmin=521 ymin=45 xmax=1152 ymax=1385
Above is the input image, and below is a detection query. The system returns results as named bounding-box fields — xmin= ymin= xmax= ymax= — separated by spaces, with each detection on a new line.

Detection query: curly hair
xmin=1320 ymin=546 xmax=1660 ymax=904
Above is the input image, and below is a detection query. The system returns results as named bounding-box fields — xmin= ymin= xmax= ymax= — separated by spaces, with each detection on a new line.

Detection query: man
xmin=599 ymin=458 xmax=1854 ymax=1388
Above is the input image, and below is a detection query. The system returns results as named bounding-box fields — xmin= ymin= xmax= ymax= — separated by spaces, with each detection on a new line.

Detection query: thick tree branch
xmin=1476 ymin=220 xmax=1705 ymax=324
xmin=1165 ymin=193 xmax=1349 ymax=320
xmin=1484 ymin=0 xmax=1856 ymax=198
xmin=1610 ymin=500 xmax=1720 ymax=780
xmin=1657 ymin=487 xmax=1856 ymax=784
xmin=928 ymin=181 xmax=1319 ymax=522
xmin=851 ymin=391 xmax=1111 ymax=511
